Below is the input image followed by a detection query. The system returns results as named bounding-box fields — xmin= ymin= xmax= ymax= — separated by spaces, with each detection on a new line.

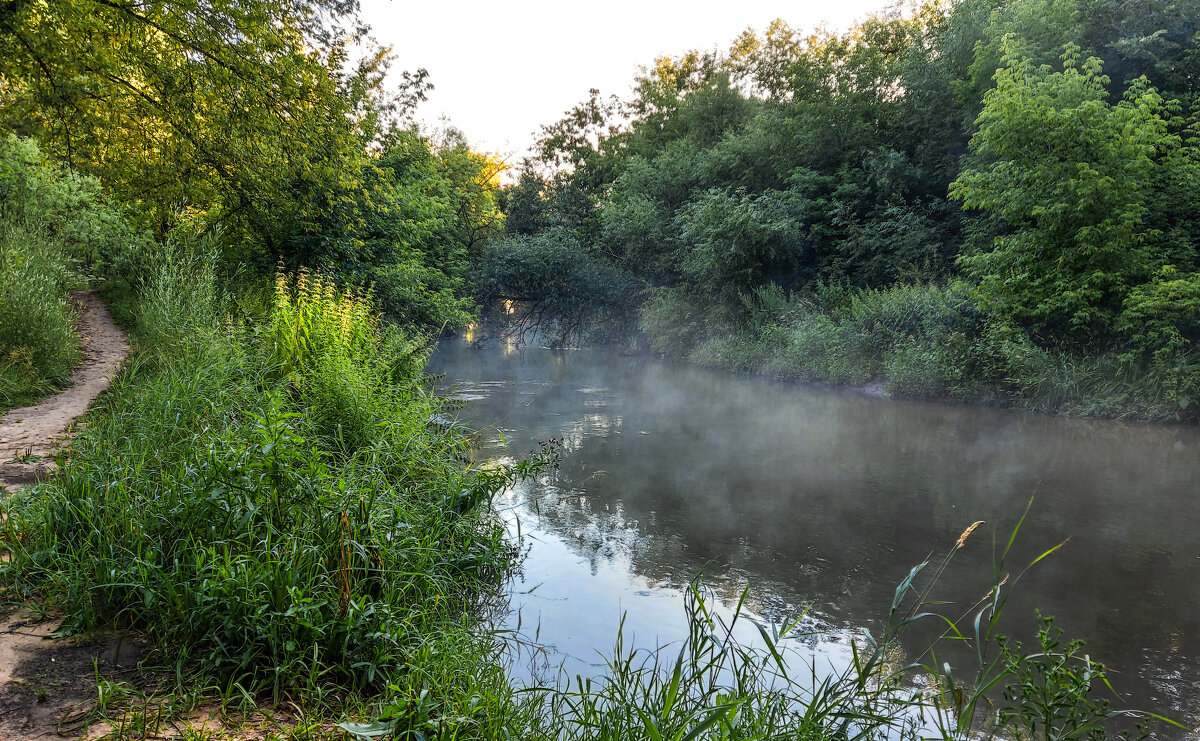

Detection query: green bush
xmin=1118 ymin=266 xmax=1200 ymax=362
xmin=674 ymin=280 xmax=1200 ymax=420
xmin=0 ymin=134 xmax=150 ymax=278
xmin=0 ymin=219 xmax=82 ymax=410
xmin=684 ymin=282 xmax=983 ymax=395
xmin=0 ymin=134 xmax=153 ymax=411
xmin=1 ymin=249 xmax=552 ymax=711
xmin=269 ymin=269 xmax=428 ymax=454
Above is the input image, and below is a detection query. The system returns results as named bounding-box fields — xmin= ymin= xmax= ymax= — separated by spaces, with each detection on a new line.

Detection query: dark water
xmin=428 ymin=340 xmax=1200 ymax=730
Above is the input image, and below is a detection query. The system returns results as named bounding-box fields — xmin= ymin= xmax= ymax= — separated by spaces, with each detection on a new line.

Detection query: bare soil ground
xmin=0 ymin=608 xmax=321 ymax=739
xmin=0 ymin=610 xmax=143 ymax=739
xmin=0 ymin=291 xmax=130 ymax=489
xmin=0 ymin=292 xmax=137 ymax=739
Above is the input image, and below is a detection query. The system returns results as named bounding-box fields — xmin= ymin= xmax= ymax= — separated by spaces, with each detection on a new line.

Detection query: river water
xmin=428 ymin=339 xmax=1200 ymax=731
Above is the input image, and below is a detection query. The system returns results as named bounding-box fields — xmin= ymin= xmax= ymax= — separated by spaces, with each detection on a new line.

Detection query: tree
xmin=0 ymin=0 xmax=412 ymax=245
xmin=675 ymin=188 xmax=807 ymax=301
xmin=474 ymin=230 xmax=643 ymax=346
xmin=950 ymin=44 xmax=1175 ymax=341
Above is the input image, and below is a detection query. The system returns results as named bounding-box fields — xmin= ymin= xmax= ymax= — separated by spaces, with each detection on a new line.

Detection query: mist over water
xmin=428 ymin=339 xmax=1200 ymax=729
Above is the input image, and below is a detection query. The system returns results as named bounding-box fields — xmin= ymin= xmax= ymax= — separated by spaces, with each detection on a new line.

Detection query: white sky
xmin=359 ymin=0 xmax=894 ymax=162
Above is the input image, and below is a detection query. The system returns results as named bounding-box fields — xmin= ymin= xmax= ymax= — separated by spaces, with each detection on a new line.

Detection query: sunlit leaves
xmin=0 ymin=0 xmax=392 ymax=240
xmin=951 ymin=44 xmax=1176 ymax=340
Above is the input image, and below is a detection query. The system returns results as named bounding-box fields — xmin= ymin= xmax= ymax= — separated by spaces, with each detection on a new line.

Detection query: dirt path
xmin=0 ymin=292 xmax=136 ymax=739
xmin=0 ymin=610 xmax=143 ymax=739
xmin=0 ymin=291 xmax=130 ymax=490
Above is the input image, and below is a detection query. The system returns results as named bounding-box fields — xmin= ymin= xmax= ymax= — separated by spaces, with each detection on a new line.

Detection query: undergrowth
xmin=0 ymin=219 xmax=82 ymax=410
xmin=0 ymin=134 xmax=150 ymax=412
xmin=673 ymin=282 xmax=1200 ymax=422
xmin=0 ymin=243 xmax=553 ymax=732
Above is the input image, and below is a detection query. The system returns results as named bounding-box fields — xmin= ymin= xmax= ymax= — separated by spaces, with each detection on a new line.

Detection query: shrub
xmin=698 ymin=282 xmax=983 ymax=393
xmin=1118 ymin=266 xmax=1200 ymax=361
xmin=2 ymin=250 xmax=553 ymax=711
xmin=0 ymin=134 xmax=150 ymax=278
xmin=0 ymin=221 xmax=82 ymax=410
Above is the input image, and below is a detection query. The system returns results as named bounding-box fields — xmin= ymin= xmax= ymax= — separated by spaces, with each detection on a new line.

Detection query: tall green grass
xmin=0 ymin=134 xmax=151 ymax=412
xmin=0 ymin=246 xmax=551 ymax=729
xmin=678 ymin=282 xmax=1200 ymax=422
xmin=0 ymin=220 xmax=82 ymax=410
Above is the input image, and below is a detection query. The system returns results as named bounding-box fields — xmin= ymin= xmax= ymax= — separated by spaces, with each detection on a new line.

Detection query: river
xmin=428 ymin=339 xmax=1200 ymax=732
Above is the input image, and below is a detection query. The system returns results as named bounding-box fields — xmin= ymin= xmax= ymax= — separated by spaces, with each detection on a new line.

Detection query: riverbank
xmin=0 ymin=250 xmax=545 ymax=738
xmin=635 ymin=282 xmax=1200 ymax=424
xmin=2 ymin=263 xmax=1191 ymax=738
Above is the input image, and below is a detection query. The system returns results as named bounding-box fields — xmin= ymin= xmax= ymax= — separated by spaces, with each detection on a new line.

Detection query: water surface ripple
xmin=428 ymin=341 xmax=1200 ymax=730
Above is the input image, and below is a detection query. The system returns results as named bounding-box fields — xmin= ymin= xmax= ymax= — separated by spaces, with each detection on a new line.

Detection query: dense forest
xmin=480 ymin=0 xmax=1200 ymax=421
xmin=0 ymin=0 xmax=1196 ymax=737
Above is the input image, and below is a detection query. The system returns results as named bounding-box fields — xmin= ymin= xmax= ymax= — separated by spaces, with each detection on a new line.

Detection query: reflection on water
xmin=428 ymin=340 xmax=1200 ymax=729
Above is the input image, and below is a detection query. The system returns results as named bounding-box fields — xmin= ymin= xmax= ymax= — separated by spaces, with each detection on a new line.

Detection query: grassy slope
xmin=1 ymin=251 xmax=542 ymax=737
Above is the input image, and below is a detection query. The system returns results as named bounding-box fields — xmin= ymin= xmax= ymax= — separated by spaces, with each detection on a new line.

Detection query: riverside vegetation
xmin=0 ymin=148 xmax=1184 ymax=741
xmin=0 ymin=0 xmax=1192 ymax=736
xmin=476 ymin=0 xmax=1200 ymax=422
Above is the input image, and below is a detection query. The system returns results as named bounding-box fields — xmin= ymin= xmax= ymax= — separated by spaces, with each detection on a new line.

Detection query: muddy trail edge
xmin=0 ymin=291 xmax=131 ymax=489
xmin=0 ymin=291 xmax=137 ymax=739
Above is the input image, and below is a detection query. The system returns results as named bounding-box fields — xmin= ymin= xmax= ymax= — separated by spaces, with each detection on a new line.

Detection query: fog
xmin=429 ymin=340 xmax=1200 ymax=728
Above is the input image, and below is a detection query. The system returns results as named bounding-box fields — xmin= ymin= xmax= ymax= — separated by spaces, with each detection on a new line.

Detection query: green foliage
xmin=0 ymin=0 xmax=391 ymax=241
xmin=517 ymin=588 xmax=911 ymax=741
xmin=1 ymin=0 xmax=489 ymax=335
xmin=1118 ymin=266 xmax=1200 ymax=360
xmin=0 ymin=248 xmax=552 ymax=714
xmin=489 ymin=0 xmax=1200 ymax=421
xmin=686 ymin=282 xmax=982 ymax=395
xmin=916 ymin=507 xmax=1168 ymax=741
xmin=951 ymin=46 xmax=1174 ymax=340
xmin=475 ymin=230 xmax=644 ymax=346
xmin=266 ymin=128 xmax=496 ymax=332
xmin=678 ymin=280 xmax=1200 ymax=420
xmin=0 ymin=134 xmax=145 ymax=273
xmin=0 ymin=133 xmax=148 ymax=410
xmin=640 ymin=287 xmax=737 ymax=358
xmin=997 ymin=616 xmax=1145 ymax=741
xmin=676 ymin=188 xmax=807 ymax=301
xmin=0 ymin=221 xmax=80 ymax=409
xmin=501 ymin=8 xmax=969 ymax=344
xmin=269 ymin=270 xmax=427 ymax=452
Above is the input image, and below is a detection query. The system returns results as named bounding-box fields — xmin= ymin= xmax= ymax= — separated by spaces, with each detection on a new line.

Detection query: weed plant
xmin=678 ymin=282 xmax=1200 ymax=422
xmin=0 ymin=247 xmax=552 ymax=731
xmin=502 ymin=510 xmax=1176 ymax=741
